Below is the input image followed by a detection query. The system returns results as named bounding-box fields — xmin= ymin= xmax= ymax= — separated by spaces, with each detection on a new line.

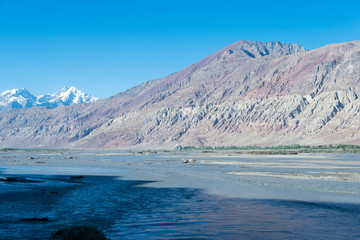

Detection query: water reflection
xmin=0 ymin=175 xmax=359 ymax=239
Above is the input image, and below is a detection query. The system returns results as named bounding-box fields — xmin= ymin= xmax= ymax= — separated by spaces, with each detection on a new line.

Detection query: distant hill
xmin=0 ymin=40 xmax=359 ymax=149
xmin=0 ymin=86 xmax=98 ymax=112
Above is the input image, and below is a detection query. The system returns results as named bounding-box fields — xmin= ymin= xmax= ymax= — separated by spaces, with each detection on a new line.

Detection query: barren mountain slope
xmin=0 ymin=40 xmax=359 ymax=149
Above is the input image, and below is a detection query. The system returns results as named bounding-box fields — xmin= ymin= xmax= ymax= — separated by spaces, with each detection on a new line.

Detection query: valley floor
xmin=0 ymin=150 xmax=359 ymax=239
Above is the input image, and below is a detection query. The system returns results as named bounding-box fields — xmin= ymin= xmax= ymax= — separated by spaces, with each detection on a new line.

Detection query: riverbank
xmin=1 ymin=150 xmax=360 ymax=239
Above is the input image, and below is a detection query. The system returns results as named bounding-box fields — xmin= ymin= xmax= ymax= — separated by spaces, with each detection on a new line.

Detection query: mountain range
xmin=0 ymin=86 xmax=97 ymax=112
xmin=0 ymin=40 xmax=359 ymax=149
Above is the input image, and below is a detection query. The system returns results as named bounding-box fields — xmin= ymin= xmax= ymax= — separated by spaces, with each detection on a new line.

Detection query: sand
xmin=0 ymin=150 xmax=359 ymax=204
xmin=1 ymin=150 xmax=360 ymax=239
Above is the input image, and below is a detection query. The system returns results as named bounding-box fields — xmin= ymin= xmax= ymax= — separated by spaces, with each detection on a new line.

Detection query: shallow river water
xmin=0 ymin=150 xmax=359 ymax=239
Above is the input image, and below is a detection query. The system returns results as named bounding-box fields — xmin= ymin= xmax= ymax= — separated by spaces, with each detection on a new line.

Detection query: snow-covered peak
xmin=1 ymin=88 xmax=34 ymax=98
xmin=0 ymin=88 xmax=36 ymax=109
xmin=0 ymin=86 xmax=98 ymax=112
xmin=37 ymin=86 xmax=98 ymax=107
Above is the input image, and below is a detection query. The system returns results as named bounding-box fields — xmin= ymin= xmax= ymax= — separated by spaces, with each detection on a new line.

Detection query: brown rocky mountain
xmin=0 ymin=40 xmax=360 ymax=149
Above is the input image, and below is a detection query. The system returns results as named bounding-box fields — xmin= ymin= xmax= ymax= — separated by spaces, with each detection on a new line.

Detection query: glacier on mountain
xmin=0 ymin=86 xmax=97 ymax=112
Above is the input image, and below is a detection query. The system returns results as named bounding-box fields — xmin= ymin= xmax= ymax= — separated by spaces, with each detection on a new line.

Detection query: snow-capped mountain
xmin=0 ymin=86 xmax=98 ymax=112
xmin=35 ymin=86 xmax=98 ymax=108
xmin=1 ymin=41 xmax=360 ymax=149
xmin=0 ymin=88 xmax=37 ymax=112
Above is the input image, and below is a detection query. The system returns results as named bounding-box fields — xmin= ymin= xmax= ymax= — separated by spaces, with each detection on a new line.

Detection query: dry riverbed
xmin=0 ymin=150 xmax=360 ymax=239
xmin=1 ymin=150 xmax=359 ymax=203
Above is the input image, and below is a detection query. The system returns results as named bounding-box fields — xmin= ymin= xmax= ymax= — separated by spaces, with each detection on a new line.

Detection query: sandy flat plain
xmin=1 ymin=150 xmax=360 ymax=239
xmin=1 ymin=150 xmax=359 ymax=204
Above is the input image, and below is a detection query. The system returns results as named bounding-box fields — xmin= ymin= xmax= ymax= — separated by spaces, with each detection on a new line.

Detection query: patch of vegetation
xmin=0 ymin=148 xmax=70 ymax=153
xmin=51 ymin=225 xmax=109 ymax=240
xmin=248 ymin=150 xmax=299 ymax=155
xmin=0 ymin=148 xmax=22 ymax=152
xmin=182 ymin=144 xmax=360 ymax=154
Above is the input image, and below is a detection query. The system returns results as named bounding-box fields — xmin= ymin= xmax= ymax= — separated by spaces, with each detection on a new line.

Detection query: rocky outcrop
xmin=0 ymin=40 xmax=360 ymax=149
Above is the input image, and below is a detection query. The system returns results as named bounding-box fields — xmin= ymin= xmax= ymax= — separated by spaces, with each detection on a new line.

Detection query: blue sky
xmin=1 ymin=0 xmax=360 ymax=98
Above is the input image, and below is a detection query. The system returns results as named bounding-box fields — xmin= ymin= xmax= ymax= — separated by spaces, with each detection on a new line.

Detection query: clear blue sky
xmin=1 ymin=0 xmax=360 ymax=98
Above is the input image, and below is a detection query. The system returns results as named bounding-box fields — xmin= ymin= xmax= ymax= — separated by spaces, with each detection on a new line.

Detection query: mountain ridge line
xmin=0 ymin=40 xmax=359 ymax=149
